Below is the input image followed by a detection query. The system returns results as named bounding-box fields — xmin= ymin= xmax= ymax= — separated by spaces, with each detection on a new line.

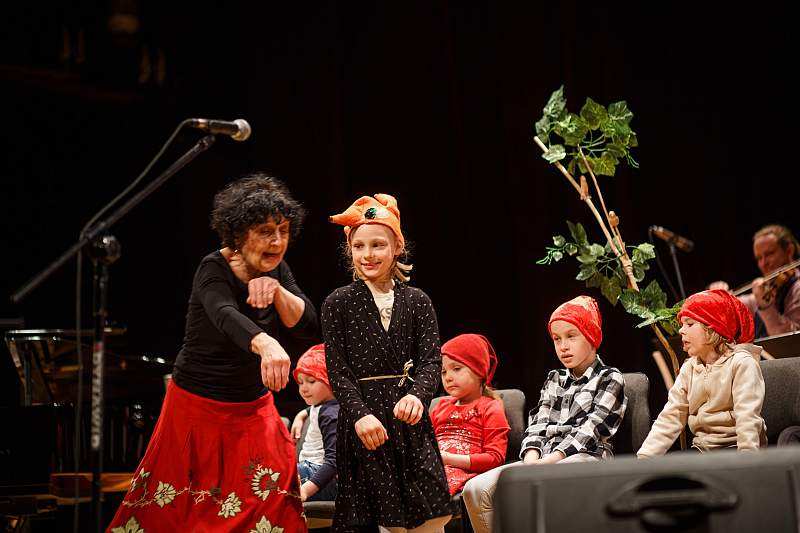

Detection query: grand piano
xmin=2 ymin=328 xmax=172 ymax=494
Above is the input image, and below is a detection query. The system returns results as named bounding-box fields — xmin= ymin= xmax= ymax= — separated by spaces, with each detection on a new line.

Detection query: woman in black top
xmin=108 ymin=174 xmax=315 ymax=533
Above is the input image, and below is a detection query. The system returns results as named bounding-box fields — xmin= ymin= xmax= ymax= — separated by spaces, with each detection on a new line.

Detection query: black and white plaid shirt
xmin=520 ymin=356 xmax=627 ymax=459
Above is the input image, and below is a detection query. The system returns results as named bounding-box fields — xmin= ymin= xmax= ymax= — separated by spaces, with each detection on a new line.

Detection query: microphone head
xmin=232 ymin=119 xmax=252 ymax=141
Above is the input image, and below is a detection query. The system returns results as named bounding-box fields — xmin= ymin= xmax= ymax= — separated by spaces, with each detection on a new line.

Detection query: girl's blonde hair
xmin=703 ymin=324 xmax=735 ymax=355
xmin=482 ymin=383 xmax=501 ymax=400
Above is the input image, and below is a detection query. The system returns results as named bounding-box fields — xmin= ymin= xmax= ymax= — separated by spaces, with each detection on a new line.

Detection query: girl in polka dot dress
xmin=322 ymin=194 xmax=454 ymax=532
xmin=430 ymin=334 xmax=510 ymax=495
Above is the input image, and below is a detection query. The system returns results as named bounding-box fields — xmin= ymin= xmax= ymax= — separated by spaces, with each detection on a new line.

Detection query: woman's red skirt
xmin=107 ymin=381 xmax=306 ymax=533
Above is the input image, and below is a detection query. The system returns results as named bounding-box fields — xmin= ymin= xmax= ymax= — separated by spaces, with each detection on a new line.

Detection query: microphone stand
xmin=668 ymin=241 xmax=687 ymax=300
xmin=11 ymin=134 xmax=216 ymax=532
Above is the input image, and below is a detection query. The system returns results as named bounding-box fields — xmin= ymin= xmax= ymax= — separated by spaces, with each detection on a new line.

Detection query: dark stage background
xmin=1 ymin=3 xmax=797 ymax=417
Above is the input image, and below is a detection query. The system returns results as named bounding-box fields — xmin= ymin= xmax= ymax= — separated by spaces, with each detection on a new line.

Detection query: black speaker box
xmin=495 ymin=448 xmax=800 ymax=532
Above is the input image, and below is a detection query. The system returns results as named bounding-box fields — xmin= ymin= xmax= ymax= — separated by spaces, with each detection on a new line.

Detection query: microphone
xmin=650 ymin=225 xmax=695 ymax=252
xmin=187 ymin=118 xmax=251 ymax=141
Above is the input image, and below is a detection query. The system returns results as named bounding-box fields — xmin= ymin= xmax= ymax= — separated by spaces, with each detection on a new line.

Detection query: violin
xmin=732 ymin=258 xmax=800 ymax=306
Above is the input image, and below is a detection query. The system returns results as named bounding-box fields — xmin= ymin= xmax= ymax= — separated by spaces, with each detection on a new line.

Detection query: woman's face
xmin=349 ymin=224 xmax=398 ymax=282
xmin=239 ymin=218 xmax=290 ymax=274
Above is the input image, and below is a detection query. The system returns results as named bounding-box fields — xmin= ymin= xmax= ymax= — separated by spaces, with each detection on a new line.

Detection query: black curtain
xmin=2 ymin=2 xmax=797 ymax=413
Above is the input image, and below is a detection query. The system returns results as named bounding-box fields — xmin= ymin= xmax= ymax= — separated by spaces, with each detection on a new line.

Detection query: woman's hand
xmin=247 ymin=276 xmax=281 ymax=309
xmin=393 ymin=394 xmax=424 ymax=425
xmin=251 ymin=333 xmax=290 ymax=391
xmin=354 ymin=414 xmax=389 ymax=450
xmin=291 ymin=410 xmax=309 ymax=440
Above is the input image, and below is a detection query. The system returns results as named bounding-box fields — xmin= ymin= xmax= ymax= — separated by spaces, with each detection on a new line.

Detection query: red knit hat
xmin=329 ymin=194 xmax=405 ymax=250
xmin=677 ymin=289 xmax=755 ymax=344
xmin=548 ymin=295 xmax=603 ymax=349
xmin=292 ymin=344 xmax=329 ymax=387
xmin=441 ymin=334 xmax=499 ymax=386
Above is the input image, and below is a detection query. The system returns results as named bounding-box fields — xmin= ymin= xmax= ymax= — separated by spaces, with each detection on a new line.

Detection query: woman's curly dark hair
xmin=210 ymin=173 xmax=306 ymax=249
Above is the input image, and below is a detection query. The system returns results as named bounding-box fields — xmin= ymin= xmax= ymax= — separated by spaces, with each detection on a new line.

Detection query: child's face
xmin=350 ymin=224 xmax=399 ymax=283
xmin=550 ymin=320 xmax=596 ymax=376
xmin=297 ymin=373 xmax=333 ymax=406
xmin=679 ymin=317 xmax=714 ymax=359
xmin=441 ymin=355 xmax=483 ymax=402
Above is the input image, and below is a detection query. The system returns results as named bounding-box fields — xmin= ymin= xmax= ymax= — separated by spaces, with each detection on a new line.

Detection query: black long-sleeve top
xmin=172 ymin=250 xmax=318 ymax=402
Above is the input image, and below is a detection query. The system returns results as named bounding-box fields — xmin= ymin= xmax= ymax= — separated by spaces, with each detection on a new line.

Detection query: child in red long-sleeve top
xmin=430 ymin=334 xmax=510 ymax=495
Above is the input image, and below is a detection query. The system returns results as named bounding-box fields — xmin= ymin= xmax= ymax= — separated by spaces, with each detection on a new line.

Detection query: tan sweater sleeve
xmin=731 ymin=353 xmax=766 ymax=450
xmin=637 ymin=360 xmax=692 ymax=458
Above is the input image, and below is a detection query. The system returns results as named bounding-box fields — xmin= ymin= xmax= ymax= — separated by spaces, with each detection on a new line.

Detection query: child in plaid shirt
xmin=461 ymin=295 xmax=627 ymax=533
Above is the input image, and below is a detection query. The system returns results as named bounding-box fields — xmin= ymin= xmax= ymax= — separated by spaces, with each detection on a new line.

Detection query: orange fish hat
xmin=329 ymin=194 xmax=405 ymax=251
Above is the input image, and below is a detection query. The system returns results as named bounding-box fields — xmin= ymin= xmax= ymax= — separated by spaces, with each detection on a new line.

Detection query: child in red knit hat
xmin=430 ymin=334 xmax=510 ymax=495
xmin=462 ymin=295 xmax=627 ymax=533
xmin=638 ymin=289 xmax=767 ymax=456
xmin=290 ymin=344 xmax=339 ymax=502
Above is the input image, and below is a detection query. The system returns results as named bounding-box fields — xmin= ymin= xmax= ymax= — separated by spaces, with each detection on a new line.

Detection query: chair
xmin=615 ymin=372 xmax=651 ymax=455
xmin=759 ymin=357 xmax=800 ymax=445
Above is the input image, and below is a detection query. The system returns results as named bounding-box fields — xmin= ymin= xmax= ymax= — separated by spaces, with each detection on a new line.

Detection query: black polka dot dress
xmin=322 ymin=280 xmax=454 ymax=531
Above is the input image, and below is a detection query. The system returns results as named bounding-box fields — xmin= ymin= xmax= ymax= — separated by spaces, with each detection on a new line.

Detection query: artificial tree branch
xmin=534 ymin=135 xmax=682 ymax=381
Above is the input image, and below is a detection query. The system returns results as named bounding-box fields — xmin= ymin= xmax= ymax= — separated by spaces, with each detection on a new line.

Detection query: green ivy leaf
xmin=592 ymin=153 xmax=618 ymax=176
xmin=634 ymin=243 xmax=656 ymax=261
xmin=534 ymin=118 xmax=550 ymax=143
xmin=608 ymin=100 xmax=634 ymax=125
xmin=606 ymin=143 xmax=627 ymax=159
xmin=600 ymin=276 xmax=622 ymax=305
xmin=542 ymin=85 xmax=567 ymax=121
xmin=642 ymin=280 xmax=668 ymax=310
xmin=579 ymin=97 xmax=608 ymax=130
xmin=576 ymin=264 xmax=596 ymax=281
xmin=589 ymin=243 xmax=605 ymax=257
xmin=552 ymin=251 xmax=563 ymax=262
xmin=553 ymin=235 xmax=566 ymax=247
xmin=542 ymin=144 xmax=567 ymax=163
xmin=586 ymin=272 xmax=604 ymax=289
xmin=554 ymin=113 xmax=589 ymax=147
xmin=565 ymin=243 xmax=578 ymax=256
xmin=567 ymin=221 xmax=588 ymax=246
xmin=628 ymin=132 xmax=639 ymax=147
xmin=633 ymin=265 xmax=646 ymax=282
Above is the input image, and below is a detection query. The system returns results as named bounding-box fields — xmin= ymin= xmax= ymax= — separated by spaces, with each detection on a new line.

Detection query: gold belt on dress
xmin=358 ymin=359 xmax=415 ymax=387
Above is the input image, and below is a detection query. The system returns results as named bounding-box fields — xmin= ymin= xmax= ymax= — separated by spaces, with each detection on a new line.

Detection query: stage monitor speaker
xmin=495 ymin=448 xmax=800 ymax=532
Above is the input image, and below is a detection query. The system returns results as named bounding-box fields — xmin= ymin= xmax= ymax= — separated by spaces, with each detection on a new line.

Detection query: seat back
xmin=759 ymin=357 xmax=800 ymax=443
xmin=615 ymin=372 xmax=651 ymax=455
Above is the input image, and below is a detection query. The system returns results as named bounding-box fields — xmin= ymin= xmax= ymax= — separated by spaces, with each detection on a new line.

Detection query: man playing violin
xmin=711 ymin=225 xmax=800 ymax=338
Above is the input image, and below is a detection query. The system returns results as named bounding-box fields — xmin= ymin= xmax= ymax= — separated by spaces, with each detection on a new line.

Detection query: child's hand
xmin=393 ymin=394 xmax=424 ymax=425
xmin=291 ymin=410 xmax=308 ymax=440
xmin=355 ymin=414 xmax=389 ymax=450
xmin=247 ymin=276 xmax=281 ymax=309
xmin=522 ymin=449 xmax=540 ymax=465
